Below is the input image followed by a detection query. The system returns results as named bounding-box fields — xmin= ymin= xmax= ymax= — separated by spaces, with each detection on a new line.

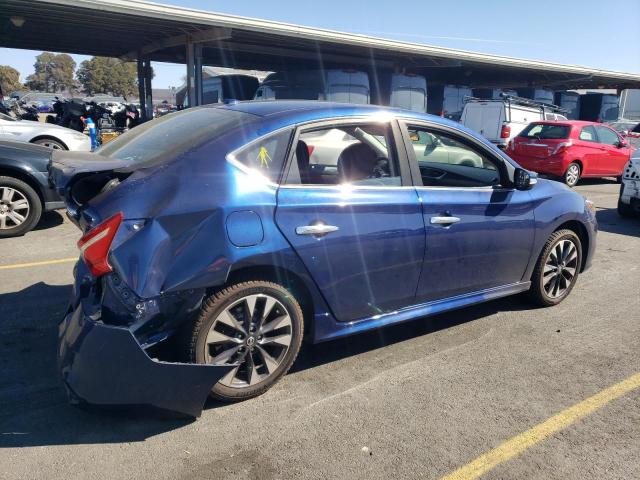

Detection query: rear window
xmin=519 ymin=123 xmax=570 ymax=139
xmin=97 ymin=107 xmax=256 ymax=167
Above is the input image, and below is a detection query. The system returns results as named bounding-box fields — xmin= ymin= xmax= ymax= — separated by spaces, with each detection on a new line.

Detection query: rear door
xmin=275 ymin=119 xmax=424 ymax=322
xmin=594 ymin=125 xmax=631 ymax=175
xmin=461 ymin=102 xmax=503 ymax=142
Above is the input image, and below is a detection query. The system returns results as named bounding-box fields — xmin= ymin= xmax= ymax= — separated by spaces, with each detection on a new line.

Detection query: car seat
xmin=337 ymin=143 xmax=378 ymax=182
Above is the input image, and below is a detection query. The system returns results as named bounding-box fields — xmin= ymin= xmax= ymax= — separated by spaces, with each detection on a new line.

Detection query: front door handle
xmin=296 ymin=223 xmax=339 ymax=237
xmin=430 ymin=216 xmax=461 ymax=225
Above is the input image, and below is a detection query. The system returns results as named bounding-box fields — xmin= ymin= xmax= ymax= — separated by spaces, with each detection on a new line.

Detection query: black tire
xmin=31 ymin=138 xmax=66 ymax=150
xmin=563 ymin=162 xmax=581 ymax=187
xmin=529 ymin=229 xmax=582 ymax=307
xmin=0 ymin=176 xmax=42 ymax=238
xmin=617 ymin=183 xmax=635 ymax=218
xmin=189 ymin=281 xmax=304 ymax=402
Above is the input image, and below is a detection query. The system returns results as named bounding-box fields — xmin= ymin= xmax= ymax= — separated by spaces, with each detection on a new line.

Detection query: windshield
xmin=519 ymin=123 xmax=570 ymax=139
xmin=97 ymin=107 xmax=257 ymax=167
xmin=0 ymin=112 xmax=16 ymax=122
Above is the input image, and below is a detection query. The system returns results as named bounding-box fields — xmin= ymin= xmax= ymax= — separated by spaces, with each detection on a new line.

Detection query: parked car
xmin=0 ymin=141 xmax=64 ymax=237
xmin=254 ymin=70 xmax=370 ymax=104
xmin=51 ymin=101 xmax=597 ymax=417
xmin=554 ymin=91 xmax=580 ymax=120
xmin=460 ymin=95 xmax=564 ymax=148
xmin=618 ymin=89 xmax=640 ymax=122
xmin=517 ymin=88 xmax=555 ymax=106
xmin=507 ymin=121 xmax=633 ymax=186
xmin=427 ymin=85 xmax=473 ymax=121
xmin=20 ymin=92 xmax=62 ymax=113
xmin=579 ymin=93 xmax=619 ymax=122
xmin=0 ymin=111 xmax=91 ymax=151
xmin=618 ymin=150 xmax=640 ymax=217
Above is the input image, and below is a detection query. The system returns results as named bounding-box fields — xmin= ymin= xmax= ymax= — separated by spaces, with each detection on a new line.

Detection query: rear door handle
xmin=296 ymin=223 xmax=339 ymax=237
xmin=430 ymin=216 xmax=461 ymax=225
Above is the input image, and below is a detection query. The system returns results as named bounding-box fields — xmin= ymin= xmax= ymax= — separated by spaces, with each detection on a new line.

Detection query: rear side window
xmin=230 ymin=129 xmax=293 ymax=182
xmin=519 ymin=123 xmax=570 ymax=139
xmin=98 ymin=108 xmax=256 ymax=167
xmin=594 ymin=126 xmax=620 ymax=146
xmin=579 ymin=126 xmax=598 ymax=142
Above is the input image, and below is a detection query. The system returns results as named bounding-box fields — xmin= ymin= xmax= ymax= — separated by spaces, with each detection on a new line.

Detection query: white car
xmin=0 ymin=112 xmax=91 ymax=151
xmin=618 ymin=151 xmax=640 ymax=217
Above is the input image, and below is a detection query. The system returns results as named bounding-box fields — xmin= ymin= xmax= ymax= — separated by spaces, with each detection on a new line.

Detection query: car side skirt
xmin=313 ymin=282 xmax=531 ymax=342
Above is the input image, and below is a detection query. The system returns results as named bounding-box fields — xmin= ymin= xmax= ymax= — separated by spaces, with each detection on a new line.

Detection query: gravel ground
xmin=0 ymin=179 xmax=638 ymax=480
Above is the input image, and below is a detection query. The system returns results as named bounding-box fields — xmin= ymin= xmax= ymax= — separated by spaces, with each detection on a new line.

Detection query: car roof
xmin=530 ymin=120 xmax=608 ymax=127
xmin=216 ymin=99 xmax=460 ymax=129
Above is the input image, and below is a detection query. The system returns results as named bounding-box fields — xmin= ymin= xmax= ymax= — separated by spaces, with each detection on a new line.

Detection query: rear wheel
xmin=0 ymin=176 xmax=42 ymax=238
xmin=189 ymin=281 xmax=304 ymax=402
xmin=563 ymin=162 xmax=581 ymax=187
xmin=617 ymin=183 xmax=635 ymax=217
xmin=529 ymin=229 xmax=582 ymax=307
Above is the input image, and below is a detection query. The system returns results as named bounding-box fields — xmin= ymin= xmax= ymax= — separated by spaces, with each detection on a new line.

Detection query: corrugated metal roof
xmin=2 ymin=0 xmax=639 ymax=89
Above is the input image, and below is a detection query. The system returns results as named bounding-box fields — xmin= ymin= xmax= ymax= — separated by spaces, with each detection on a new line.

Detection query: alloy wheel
xmin=0 ymin=187 xmax=30 ymax=230
xmin=565 ymin=164 xmax=580 ymax=186
xmin=205 ymin=293 xmax=293 ymax=388
xmin=542 ymin=239 xmax=578 ymax=298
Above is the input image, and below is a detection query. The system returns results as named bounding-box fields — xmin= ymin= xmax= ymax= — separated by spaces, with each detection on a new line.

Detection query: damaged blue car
xmin=51 ymin=101 xmax=597 ymax=417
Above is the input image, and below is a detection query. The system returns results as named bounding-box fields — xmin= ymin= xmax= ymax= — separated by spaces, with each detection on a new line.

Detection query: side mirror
xmin=514 ymin=168 xmax=533 ymax=190
xmin=617 ymin=140 xmax=628 ymax=148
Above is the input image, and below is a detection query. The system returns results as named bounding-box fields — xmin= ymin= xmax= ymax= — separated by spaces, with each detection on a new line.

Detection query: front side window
xmin=579 ymin=126 xmax=597 ymax=142
xmin=520 ymin=123 xmax=570 ymax=139
xmin=406 ymin=126 xmax=500 ymax=188
xmin=594 ymin=126 xmax=621 ymax=146
xmin=285 ymin=123 xmax=401 ymax=186
xmin=231 ymin=129 xmax=292 ymax=182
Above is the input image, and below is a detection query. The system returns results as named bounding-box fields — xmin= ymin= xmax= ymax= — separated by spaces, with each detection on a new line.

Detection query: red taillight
xmin=439 ymin=110 xmax=445 ymax=117
xmin=500 ymin=124 xmax=511 ymax=139
xmin=77 ymin=212 xmax=123 ymax=277
xmin=307 ymin=145 xmax=315 ymax=156
xmin=551 ymin=140 xmax=573 ymax=155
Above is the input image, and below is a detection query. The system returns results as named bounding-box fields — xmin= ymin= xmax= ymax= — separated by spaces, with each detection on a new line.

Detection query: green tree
xmin=0 ymin=66 xmax=24 ymax=95
xmin=77 ymin=57 xmax=148 ymax=97
xmin=25 ymin=52 xmax=76 ymax=92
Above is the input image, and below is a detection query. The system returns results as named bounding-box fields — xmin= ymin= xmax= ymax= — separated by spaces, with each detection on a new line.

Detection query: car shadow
xmin=289 ymin=295 xmax=533 ymax=375
xmin=596 ymin=207 xmax=640 ymax=236
xmin=0 ymin=282 xmax=192 ymax=448
xmin=32 ymin=210 xmax=65 ymax=231
xmin=1 ymin=282 xmax=537 ymax=447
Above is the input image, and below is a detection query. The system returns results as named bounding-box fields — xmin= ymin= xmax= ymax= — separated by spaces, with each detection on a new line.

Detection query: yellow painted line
xmin=0 ymin=257 xmax=77 ymax=270
xmin=441 ymin=372 xmax=640 ymax=480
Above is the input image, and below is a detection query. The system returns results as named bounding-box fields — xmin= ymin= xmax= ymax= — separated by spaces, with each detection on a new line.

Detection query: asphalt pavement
xmin=0 ymin=179 xmax=638 ymax=480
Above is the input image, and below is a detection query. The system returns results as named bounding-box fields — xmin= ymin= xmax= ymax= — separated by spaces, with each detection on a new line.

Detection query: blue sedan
xmin=51 ymin=101 xmax=597 ymax=417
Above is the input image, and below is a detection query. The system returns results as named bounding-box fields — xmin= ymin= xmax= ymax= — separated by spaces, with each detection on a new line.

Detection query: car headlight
xmin=585 ymin=199 xmax=596 ymax=216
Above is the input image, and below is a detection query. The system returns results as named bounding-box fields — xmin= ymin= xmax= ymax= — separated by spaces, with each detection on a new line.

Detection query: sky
xmin=2 ymin=0 xmax=639 ymax=89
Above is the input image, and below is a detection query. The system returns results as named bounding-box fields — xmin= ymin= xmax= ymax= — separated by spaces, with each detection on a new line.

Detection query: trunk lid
xmin=48 ymin=150 xmax=134 ymax=230
xmin=513 ymin=138 xmax=566 ymax=158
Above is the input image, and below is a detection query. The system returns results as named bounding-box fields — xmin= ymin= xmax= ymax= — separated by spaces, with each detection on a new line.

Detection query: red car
xmin=507 ymin=121 xmax=634 ymax=187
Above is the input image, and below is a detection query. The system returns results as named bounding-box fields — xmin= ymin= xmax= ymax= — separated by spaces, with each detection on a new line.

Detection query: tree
xmin=25 ymin=52 xmax=76 ymax=92
xmin=77 ymin=57 xmax=148 ymax=97
xmin=0 ymin=66 xmax=24 ymax=96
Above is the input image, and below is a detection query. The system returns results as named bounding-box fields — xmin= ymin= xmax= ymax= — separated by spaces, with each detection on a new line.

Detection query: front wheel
xmin=563 ymin=162 xmax=581 ymax=187
xmin=0 ymin=176 xmax=42 ymax=238
xmin=189 ymin=281 xmax=304 ymax=402
xmin=529 ymin=229 xmax=582 ymax=307
xmin=32 ymin=138 xmax=66 ymax=150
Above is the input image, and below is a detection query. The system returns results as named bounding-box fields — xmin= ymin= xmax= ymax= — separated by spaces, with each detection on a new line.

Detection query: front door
xmin=401 ymin=122 xmax=536 ymax=302
xmin=594 ymin=125 xmax=632 ymax=176
xmin=275 ymin=120 xmax=425 ymax=322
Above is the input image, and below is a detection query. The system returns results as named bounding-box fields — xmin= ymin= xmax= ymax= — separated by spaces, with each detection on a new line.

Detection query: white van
xmin=460 ymin=96 xmax=566 ymax=148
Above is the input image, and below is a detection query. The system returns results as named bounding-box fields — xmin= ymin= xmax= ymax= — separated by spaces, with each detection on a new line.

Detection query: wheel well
xmin=0 ymin=166 xmax=45 ymax=205
xmin=570 ymin=160 xmax=583 ymax=172
xmin=30 ymin=135 xmax=68 ymax=150
xmin=555 ymin=220 xmax=589 ymax=272
xmin=222 ymin=265 xmax=315 ymax=338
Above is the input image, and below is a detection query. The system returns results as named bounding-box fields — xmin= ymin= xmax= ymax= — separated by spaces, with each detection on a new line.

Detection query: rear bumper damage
xmin=58 ymin=290 xmax=234 ymax=418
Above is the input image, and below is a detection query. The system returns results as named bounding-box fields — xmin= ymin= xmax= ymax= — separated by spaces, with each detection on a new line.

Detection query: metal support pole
xmin=137 ymin=55 xmax=147 ymax=122
xmin=194 ymin=44 xmax=203 ymax=106
xmin=143 ymin=57 xmax=153 ymax=120
xmin=186 ymin=41 xmax=196 ymax=108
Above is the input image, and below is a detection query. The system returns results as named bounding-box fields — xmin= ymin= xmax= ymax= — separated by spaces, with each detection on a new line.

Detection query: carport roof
xmin=2 ymin=0 xmax=640 ymax=89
